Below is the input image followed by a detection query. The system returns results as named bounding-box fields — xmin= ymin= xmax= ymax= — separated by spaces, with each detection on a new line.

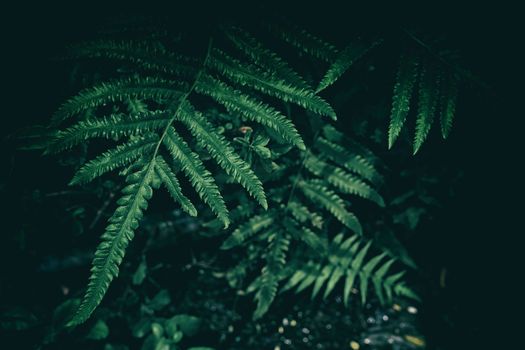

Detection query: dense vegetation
xmin=1 ymin=4 xmax=513 ymax=350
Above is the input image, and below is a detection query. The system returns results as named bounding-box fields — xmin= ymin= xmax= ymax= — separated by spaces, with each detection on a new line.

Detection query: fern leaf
xmin=359 ymin=252 xmax=387 ymax=304
xmin=65 ymin=40 xmax=198 ymax=77
xmin=287 ymin=201 xmax=323 ymax=229
xmin=221 ymin=213 xmax=274 ymax=249
xmin=440 ymin=72 xmax=459 ymax=139
xmin=224 ymin=26 xmax=311 ymax=90
xmin=314 ymin=137 xmax=381 ymax=185
xmin=68 ymin=160 xmax=155 ymax=326
xmin=413 ymin=65 xmax=440 ymax=154
xmin=267 ymin=22 xmax=338 ymax=63
xmin=154 ymin=155 xmax=197 ymax=217
xmin=343 ymin=240 xmax=372 ymax=306
xmin=163 ymin=127 xmax=229 ymax=227
xmin=70 ymin=135 xmax=157 ymax=185
xmin=304 ymin=154 xmax=384 ymax=207
xmin=176 ymin=101 xmax=267 ymax=209
xmin=196 ymin=74 xmax=305 ymax=150
xmin=47 ymin=111 xmax=171 ymax=153
xmin=283 ymin=217 xmax=326 ymax=252
xmin=298 ymin=179 xmax=362 ymax=235
xmin=208 ymin=49 xmax=336 ymax=119
xmin=316 ymin=39 xmax=382 ymax=92
xmin=51 ymin=77 xmax=186 ymax=125
xmin=253 ymin=232 xmax=290 ymax=319
xmin=372 ymin=258 xmax=396 ymax=305
xmin=388 ymin=54 xmax=419 ymax=149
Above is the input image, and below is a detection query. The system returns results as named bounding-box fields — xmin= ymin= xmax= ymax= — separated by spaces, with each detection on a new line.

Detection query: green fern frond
xmin=126 ymin=98 xmax=148 ymax=114
xmin=154 ymin=155 xmax=197 ymax=217
xmin=253 ymin=232 xmax=290 ymax=319
xmin=224 ymin=26 xmax=311 ymax=90
xmin=314 ymin=137 xmax=380 ymax=185
xmin=413 ymin=65 xmax=440 ymax=154
xmin=70 ymin=135 xmax=157 ymax=185
xmin=304 ymin=154 xmax=385 ymax=207
xmin=65 ymin=40 xmax=198 ymax=77
xmin=51 ymin=77 xmax=186 ymax=125
xmin=176 ymin=101 xmax=267 ymax=209
xmin=47 ymin=111 xmax=171 ymax=153
xmin=207 ymin=49 xmax=337 ymax=120
xmin=440 ymin=72 xmax=459 ymax=139
xmin=267 ymin=22 xmax=338 ymax=63
xmin=163 ymin=127 xmax=230 ymax=228
xmin=287 ymin=201 xmax=324 ymax=229
xmin=388 ymin=54 xmax=420 ymax=149
xmin=68 ymin=160 xmax=155 ymax=326
xmin=221 ymin=213 xmax=274 ymax=249
xmin=298 ymin=179 xmax=362 ymax=235
xmin=316 ymin=39 xmax=382 ymax=92
xmin=195 ymin=74 xmax=306 ymax=150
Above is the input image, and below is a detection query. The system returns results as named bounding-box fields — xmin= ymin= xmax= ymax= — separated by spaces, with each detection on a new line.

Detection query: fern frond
xmin=267 ymin=22 xmax=338 ymax=63
xmin=253 ymin=232 xmax=290 ymax=319
xmin=413 ymin=65 xmax=440 ymax=154
xmin=304 ymin=154 xmax=384 ymax=207
xmin=196 ymin=74 xmax=306 ymax=150
xmin=68 ymin=160 xmax=155 ymax=326
xmin=316 ymin=39 xmax=382 ymax=92
xmin=51 ymin=77 xmax=186 ymax=125
xmin=163 ymin=127 xmax=230 ymax=228
xmin=70 ymin=135 xmax=157 ymax=185
xmin=207 ymin=49 xmax=336 ymax=119
xmin=221 ymin=213 xmax=274 ymax=249
xmin=65 ymin=40 xmax=198 ymax=76
xmin=47 ymin=111 xmax=171 ymax=153
xmin=314 ymin=137 xmax=380 ymax=185
xmin=287 ymin=201 xmax=323 ymax=229
xmin=224 ymin=26 xmax=311 ymax=90
xmin=388 ymin=54 xmax=419 ymax=149
xmin=298 ymin=179 xmax=362 ymax=235
xmin=176 ymin=101 xmax=267 ymax=209
xmin=440 ymin=72 xmax=459 ymax=139
xmin=154 ymin=155 xmax=197 ymax=217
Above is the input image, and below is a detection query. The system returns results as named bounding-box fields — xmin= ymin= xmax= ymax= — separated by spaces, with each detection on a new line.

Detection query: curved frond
xmin=253 ymin=232 xmax=290 ymax=319
xmin=388 ymin=54 xmax=419 ymax=149
xmin=208 ymin=49 xmax=336 ymax=119
xmin=51 ymin=77 xmax=186 ymax=125
xmin=70 ymin=135 xmax=157 ymax=185
xmin=176 ymin=101 xmax=267 ymax=209
xmin=298 ymin=179 xmax=362 ymax=235
xmin=304 ymin=154 xmax=384 ymax=207
xmin=221 ymin=213 xmax=274 ymax=249
xmin=224 ymin=26 xmax=311 ymax=90
xmin=154 ymin=155 xmax=197 ymax=217
xmin=163 ymin=127 xmax=230 ymax=228
xmin=316 ymin=39 xmax=382 ymax=92
xmin=47 ymin=111 xmax=170 ymax=153
xmin=68 ymin=160 xmax=155 ymax=326
xmin=413 ymin=65 xmax=440 ymax=154
xmin=440 ymin=72 xmax=459 ymax=139
xmin=196 ymin=74 xmax=306 ymax=150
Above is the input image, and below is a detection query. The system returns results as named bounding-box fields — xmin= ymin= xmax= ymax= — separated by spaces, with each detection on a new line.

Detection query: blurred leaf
xmin=147 ymin=290 xmax=171 ymax=311
xmin=86 ymin=319 xmax=109 ymax=340
xmin=167 ymin=314 xmax=202 ymax=336
xmin=133 ymin=260 xmax=148 ymax=285
xmin=132 ymin=318 xmax=152 ymax=338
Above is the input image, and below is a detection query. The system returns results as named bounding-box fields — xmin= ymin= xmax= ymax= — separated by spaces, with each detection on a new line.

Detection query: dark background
xmin=1 ymin=2 xmax=520 ymax=348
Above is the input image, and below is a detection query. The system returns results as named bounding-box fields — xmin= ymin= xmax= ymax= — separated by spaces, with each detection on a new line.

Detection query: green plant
xmin=36 ymin=17 xmax=472 ymax=332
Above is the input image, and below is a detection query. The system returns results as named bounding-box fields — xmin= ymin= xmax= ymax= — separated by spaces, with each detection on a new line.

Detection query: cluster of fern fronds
xmin=38 ymin=18 xmax=469 ymax=325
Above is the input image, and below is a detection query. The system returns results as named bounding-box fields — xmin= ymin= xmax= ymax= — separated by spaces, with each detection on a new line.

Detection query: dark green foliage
xmin=23 ymin=16 xmax=474 ymax=338
xmin=388 ymin=53 xmax=461 ymax=153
